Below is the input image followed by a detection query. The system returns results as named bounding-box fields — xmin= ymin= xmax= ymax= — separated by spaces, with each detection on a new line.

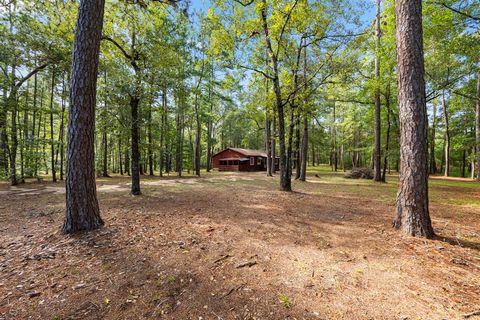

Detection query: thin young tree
xmin=393 ymin=0 xmax=434 ymax=238
xmin=63 ymin=0 xmax=105 ymax=233
xmin=373 ymin=0 xmax=383 ymax=182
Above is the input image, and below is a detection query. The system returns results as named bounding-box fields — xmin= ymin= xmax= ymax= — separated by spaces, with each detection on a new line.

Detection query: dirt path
xmin=0 ymin=172 xmax=479 ymax=319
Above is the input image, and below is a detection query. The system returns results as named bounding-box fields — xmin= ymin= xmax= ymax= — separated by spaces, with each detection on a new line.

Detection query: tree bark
xmin=271 ymin=115 xmax=276 ymax=173
xmin=21 ymin=81 xmax=29 ymax=182
xmin=130 ymin=96 xmax=141 ymax=195
xmin=373 ymin=0 xmax=383 ymax=182
xmin=49 ymin=68 xmax=57 ymax=182
xmin=125 ymin=145 xmax=130 ymax=176
xmin=9 ymin=85 xmax=18 ymax=185
xmin=393 ymin=0 xmax=434 ymax=238
xmin=382 ymin=83 xmax=391 ymax=181
xmin=332 ymin=102 xmax=337 ymax=172
xmin=442 ymin=91 xmax=450 ymax=177
xmin=265 ymin=116 xmax=272 ymax=176
xmin=260 ymin=3 xmax=290 ymax=191
xmin=59 ymin=73 xmax=67 ymax=180
xmin=299 ymin=43 xmax=308 ymax=181
xmin=265 ymin=67 xmax=272 ymax=177
xmin=475 ymin=69 xmax=480 ymax=181
xmin=299 ymin=114 xmax=308 ymax=181
xmin=159 ymin=87 xmax=167 ymax=177
xmin=148 ymin=100 xmax=154 ymax=176
xmin=0 ymin=87 xmax=7 ymax=176
xmin=175 ymin=95 xmax=183 ymax=177
xmin=63 ymin=0 xmax=105 ymax=234
xmin=294 ymin=111 xmax=301 ymax=179
xmin=118 ymin=135 xmax=123 ymax=175
xmin=430 ymin=100 xmax=437 ymax=174
xmin=102 ymin=71 xmax=109 ymax=178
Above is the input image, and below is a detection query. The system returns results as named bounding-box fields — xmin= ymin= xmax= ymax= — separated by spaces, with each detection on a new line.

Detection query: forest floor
xmin=0 ymin=166 xmax=479 ymax=320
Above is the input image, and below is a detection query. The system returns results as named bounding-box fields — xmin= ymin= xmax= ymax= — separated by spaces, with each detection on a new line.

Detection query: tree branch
xmin=232 ymin=0 xmax=254 ymax=7
xmin=238 ymin=64 xmax=274 ymax=80
xmin=275 ymin=0 xmax=299 ymax=58
xmin=15 ymin=63 xmax=49 ymax=89
xmin=437 ymin=2 xmax=480 ymax=21
xmin=102 ymin=36 xmax=133 ymax=61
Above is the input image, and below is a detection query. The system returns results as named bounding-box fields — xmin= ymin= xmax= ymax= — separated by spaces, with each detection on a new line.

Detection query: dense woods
xmin=1 ymin=0 xmax=479 ymax=232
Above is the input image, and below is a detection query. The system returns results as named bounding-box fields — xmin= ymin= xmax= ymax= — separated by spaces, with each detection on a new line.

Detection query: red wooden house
xmin=212 ymin=148 xmax=278 ymax=172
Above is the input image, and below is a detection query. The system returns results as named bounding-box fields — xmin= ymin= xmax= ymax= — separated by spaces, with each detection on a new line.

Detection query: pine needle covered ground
xmin=1 ymin=167 xmax=479 ymax=319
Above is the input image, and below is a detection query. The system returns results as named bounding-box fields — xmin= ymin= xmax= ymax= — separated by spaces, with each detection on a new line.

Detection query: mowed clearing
xmin=0 ymin=167 xmax=479 ymax=320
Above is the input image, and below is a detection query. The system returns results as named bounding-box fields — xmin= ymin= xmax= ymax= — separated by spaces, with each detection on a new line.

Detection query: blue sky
xmin=189 ymin=0 xmax=377 ymax=28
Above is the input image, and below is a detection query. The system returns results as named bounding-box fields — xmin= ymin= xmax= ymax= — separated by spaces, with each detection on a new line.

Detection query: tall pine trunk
xmin=130 ymin=96 xmax=141 ymax=195
xmin=63 ymin=0 xmax=105 ymax=234
xmin=393 ymin=0 xmax=434 ymax=238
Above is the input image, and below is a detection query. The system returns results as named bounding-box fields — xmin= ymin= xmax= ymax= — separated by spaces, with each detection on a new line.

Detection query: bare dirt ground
xmin=0 ymin=168 xmax=479 ymax=320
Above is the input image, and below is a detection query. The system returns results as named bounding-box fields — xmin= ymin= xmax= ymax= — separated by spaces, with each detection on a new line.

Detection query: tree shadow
xmin=433 ymin=234 xmax=480 ymax=251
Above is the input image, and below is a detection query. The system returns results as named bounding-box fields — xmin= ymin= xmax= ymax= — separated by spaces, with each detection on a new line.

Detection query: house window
xmin=234 ymin=160 xmax=239 ymax=165
xmin=250 ymin=157 xmax=254 ymax=165
xmin=257 ymin=158 xmax=261 ymax=165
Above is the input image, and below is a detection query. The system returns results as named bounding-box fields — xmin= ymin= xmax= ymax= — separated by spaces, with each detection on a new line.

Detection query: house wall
xmin=212 ymin=149 xmax=266 ymax=171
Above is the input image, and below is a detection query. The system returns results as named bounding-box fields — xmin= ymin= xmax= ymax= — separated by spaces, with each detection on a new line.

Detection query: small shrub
xmin=278 ymin=294 xmax=292 ymax=308
xmin=344 ymin=167 xmax=373 ymax=179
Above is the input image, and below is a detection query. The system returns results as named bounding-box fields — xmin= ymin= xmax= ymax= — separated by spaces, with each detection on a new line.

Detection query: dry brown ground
xmin=0 ymin=169 xmax=479 ymax=320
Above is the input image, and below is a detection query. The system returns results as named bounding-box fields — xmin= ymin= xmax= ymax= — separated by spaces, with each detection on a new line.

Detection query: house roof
xmin=219 ymin=157 xmax=250 ymax=161
xmin=229 ymin=148 xmax=267 ymax=157
xmin=212 ymin=147 xmax=268 ymax=158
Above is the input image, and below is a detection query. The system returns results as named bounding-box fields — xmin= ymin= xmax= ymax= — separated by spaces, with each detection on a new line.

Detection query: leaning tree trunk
xmin=393 ymin=0 xmax=434 ymax=238
xmin=299 ymin=43 xmax=308 ymax=181
xmin=261 ymin=4 xmax=289 ymax=191
xmin=373 ymin=0 xmax=383 ymax=182
xmin=63 ymin=0 xmax=105 ymax=234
